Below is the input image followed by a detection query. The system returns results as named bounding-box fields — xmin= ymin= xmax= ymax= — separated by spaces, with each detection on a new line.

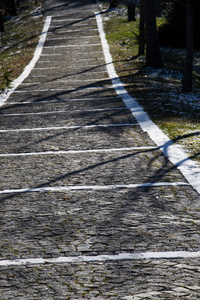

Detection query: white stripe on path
xmin=13 ymin=87 xmax=112 ymax=92
xmin=49 ymin=24 xmax=94 ymax=27
xmin=0 ymin=16 xmax=51 ymax=107
xmin=0 ymin=107 xmax=126 ymax=117
xmin=46 ymin=36 xmax=98 ymax=40
xmin=96 ymin=12 xmax=200 ymax=195
xmin=53 ymin=29 xmax=98 ymax=33
xmin=43 ymin=43 xmax=101 ymax=48
xmin=0 ymin=123 xmax=138 ymax=133
xmin=1 ymin=251 xmax=200 ymax=266
xmin=20 ymin=78 xmax=110 ymax=84
xmin=6 ymin=96 xmax=120 ymax=104
xmin=33 ymin=67 xmax=60 ymax=70
xmin=0 ymin=182 xmax=189 ymax=195
xmin=0 ymin=146 xmax=156 ymax=157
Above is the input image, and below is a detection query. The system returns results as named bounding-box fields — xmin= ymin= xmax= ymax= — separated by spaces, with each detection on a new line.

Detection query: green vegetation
xmin=0 ymin=0 xmax=44 ymax=91
xmin=103 ymin=8 xmax=200 ymax=164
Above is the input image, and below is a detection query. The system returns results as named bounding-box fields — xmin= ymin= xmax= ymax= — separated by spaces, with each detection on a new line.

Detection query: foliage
xmin=158 ymin=0 xmax=200 ymax=49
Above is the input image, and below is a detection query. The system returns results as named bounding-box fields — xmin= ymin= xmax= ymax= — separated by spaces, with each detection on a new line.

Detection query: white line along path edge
xmin=95 ymin=11 xmax=200 ymax=195
xmin=1 ymin=251 xmax=200 ymax=266
xmin=0 ymin=16 xmax=52 ymax=107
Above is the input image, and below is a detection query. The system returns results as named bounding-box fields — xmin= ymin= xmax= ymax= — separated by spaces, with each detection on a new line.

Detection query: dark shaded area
xmin=158 ymin=0 xmax=200 ymax=49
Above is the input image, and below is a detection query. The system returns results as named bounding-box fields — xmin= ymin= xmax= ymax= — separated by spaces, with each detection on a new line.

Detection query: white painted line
xmin=43 ymin=43 xmax=101 ymax=48
xmin=0 ymin=16 xmax=52 ymax=107
xmin=0 ymin=147 xmax=156 ymax=157
xmin=41 ymin=53 xmax=60 ymax=56
xmin=0 ymin=182 xmax=189 ymax=195
xmin=37 ymin=60 xmax=52 ymax=62
xmin=96 ymin=12 xmax=200 ymax=194
xmin=50 ymin=24 xmax=92 ymax=27
xmin=28 ymin=75 xmax=47 ymax=77
xmin=52 ymin=18 xmax=83 ymax=21
xmin=46 ymin=36 xmax=97 ymax=40
xmin=7 ymin=96 xmax=120 ymax=104
xmin=21 ymin=78 xmax=110 ymax=84
xmin=20 ymin=82 xmax=40 ymax=85
xmin=50 ymin=14 xmax=96 ymax=18
xmin=32 ymin=64 xmax=99 ymax=69
xmin=0 ymin=123 xmax=137 ymax=133
xmin=52 ymin=29 xmax=98 ymax=33
xmin=52 ymin=77 xmax=110 ymax=84
xmin=33 ymin=67 xmax=60 ymax=69
xmin=14 ymin=86 xmax=112 ymax=92
xmin=0 ymin=107 xmax=127 ymax=117
xmin=52 ymin=19 xmax=84 ymax=21
xmin=1 ymin=251 xmax=200 ymax=266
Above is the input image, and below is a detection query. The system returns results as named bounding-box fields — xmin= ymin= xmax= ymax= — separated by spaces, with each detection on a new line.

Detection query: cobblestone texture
xmin=0 ymin=0 xmax=200 ymax=298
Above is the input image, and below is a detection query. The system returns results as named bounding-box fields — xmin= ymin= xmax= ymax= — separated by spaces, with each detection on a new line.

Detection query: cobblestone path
xmin=1 ymin=0 xmax=200 ymax=299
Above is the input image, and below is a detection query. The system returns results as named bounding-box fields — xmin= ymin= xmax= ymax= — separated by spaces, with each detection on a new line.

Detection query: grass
xmin=0 ymin=0 xmax=44 ymax=91
xmin=102 ymin=3 xmax=200 ymax=164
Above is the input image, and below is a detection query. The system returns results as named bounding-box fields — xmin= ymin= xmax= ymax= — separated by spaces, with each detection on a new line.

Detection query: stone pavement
xmin=0 ymin=0 xmax=200 ymax=299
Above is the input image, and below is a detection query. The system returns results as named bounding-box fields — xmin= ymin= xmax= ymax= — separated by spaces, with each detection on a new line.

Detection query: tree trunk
xmin=145 ymin=0 xmax=163 ymax=68
xmin=0 ymin=10 xmax=4 ymax=32
xmin=127 ymin=4 xmax=136 ymax=22
xmin=138 ymin=0 xmax=145 ymax=55
xmin=182 ymin=0 xmax=194 ymax=93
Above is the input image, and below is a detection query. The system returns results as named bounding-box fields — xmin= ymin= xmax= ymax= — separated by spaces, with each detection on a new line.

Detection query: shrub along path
xmin=0 ymin=0 xmax=200 ymax=298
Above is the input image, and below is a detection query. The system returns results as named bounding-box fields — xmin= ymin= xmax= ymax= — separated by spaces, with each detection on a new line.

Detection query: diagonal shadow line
xmin=0 ymin=148 xmax=159 ymax=201
xmin=171 ymin=132 xmax=200 ymax=143
xmin=31 ymin=64 xmax=113 ymax=85
xmin=140 ymin=132 xmax=200 ymax=192
xmin=2 ymin=10 xmax=108 ymax=53
xmin=42 ymin=0 xmax=96 ymax=16
xmin=1 ymin=143 xmax=199 ymax=201
xmin=2 ymin=107 xmax=129 ymax=153
xmin=152 ymin=131 xmax=200 ymax=168
xmin=18 ymin=75 xmax=113 ymax=90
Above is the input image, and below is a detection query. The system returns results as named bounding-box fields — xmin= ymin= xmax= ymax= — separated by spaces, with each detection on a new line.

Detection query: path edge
xmin=95 ymin=11 xmax=200 ymax=195
xmin=0 ymin=16 xmax=52 ymax=107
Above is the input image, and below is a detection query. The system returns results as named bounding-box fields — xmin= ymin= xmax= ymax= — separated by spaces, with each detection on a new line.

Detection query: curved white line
xmin=0 ymin=16 xmax=52 ymax=106
xmin=95 ymin=12 xmax=200 ymax=195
